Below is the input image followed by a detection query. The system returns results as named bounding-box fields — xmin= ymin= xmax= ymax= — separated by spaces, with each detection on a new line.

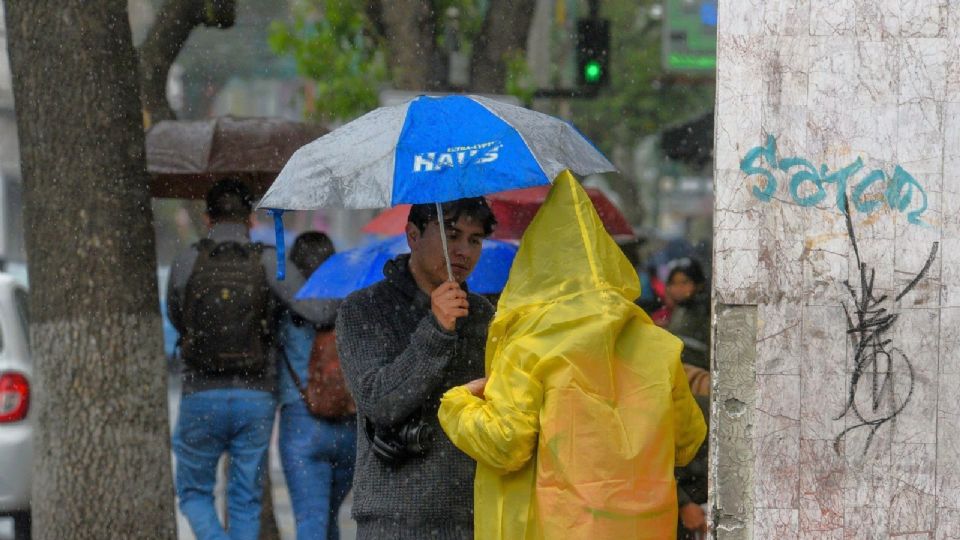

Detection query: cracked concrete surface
xmin=713 ymin=0 xmax=960 ymax=537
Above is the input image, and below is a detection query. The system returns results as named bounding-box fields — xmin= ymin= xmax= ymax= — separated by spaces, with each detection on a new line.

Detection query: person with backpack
xmin=167 ymin=179 xmax=334 ymax=540
xmin=277 ymin=231 xmax=357 ymax=540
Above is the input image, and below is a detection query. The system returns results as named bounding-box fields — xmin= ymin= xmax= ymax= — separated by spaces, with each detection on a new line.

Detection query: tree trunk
xmin=378 ymin=0 xmax=447 ymax=91
xmin=469 ymin=0 xmax=537 ymax=93
xmin=5 ymin=2 xmax=176 ymax=538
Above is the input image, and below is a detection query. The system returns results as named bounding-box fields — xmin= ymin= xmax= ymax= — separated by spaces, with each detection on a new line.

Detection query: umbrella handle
xmin=269 ymin=209 xmax=286 ymax=281
xmin=436 ymin=202 xmax=454 ymax=282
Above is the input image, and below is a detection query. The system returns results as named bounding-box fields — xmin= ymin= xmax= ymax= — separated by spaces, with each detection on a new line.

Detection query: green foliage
xmin=268 ymin=1 xmax=388 ymax=121
xmin=271 ymin=0 xmax=494 ymax=120
xmin=434 ymin=0 xmax=487 ymax=54
xmin=504 ymin=50 xmax=535 ymax=103
xmin=270 ymin=0 xmax=713 ymax=141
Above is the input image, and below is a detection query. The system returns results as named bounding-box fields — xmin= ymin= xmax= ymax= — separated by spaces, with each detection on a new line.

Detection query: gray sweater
xmin=336 ymin=255 xmax=492 ymax=539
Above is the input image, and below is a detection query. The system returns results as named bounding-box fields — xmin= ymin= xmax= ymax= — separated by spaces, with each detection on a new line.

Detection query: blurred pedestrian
xmin=278 ymin=230 xmax=358 ymax=540
xmin=677 ymin=396 xmax=710 ymax=539
xmin=168 ymin=179 xmax=328 ymax=540
xmin=664 ymin=258 xmax=711 ymax=371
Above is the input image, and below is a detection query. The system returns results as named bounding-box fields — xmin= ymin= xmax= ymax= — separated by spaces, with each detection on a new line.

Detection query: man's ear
xmin=203 ymin=214 xmax=212 ymax=229
xmin=405 ymin=222 xmax=419 ymax=249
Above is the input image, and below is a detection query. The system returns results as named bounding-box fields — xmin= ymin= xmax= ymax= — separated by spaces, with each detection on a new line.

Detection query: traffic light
xmin=577 ymin=18 xmax=610 ymax=88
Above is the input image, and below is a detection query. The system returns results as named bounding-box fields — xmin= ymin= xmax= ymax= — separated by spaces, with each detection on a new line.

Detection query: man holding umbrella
xmin=257 ymin=93 xmax=619 ymax=537
xmin=335 ymin=198 xmax=496 ymax=538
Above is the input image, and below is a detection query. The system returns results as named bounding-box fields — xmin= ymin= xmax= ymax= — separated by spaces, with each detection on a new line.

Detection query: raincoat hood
xmin=495 ymin=171 xmax=639 ymax=314
xmin=438 ymin=171 xmax=706 ymax=540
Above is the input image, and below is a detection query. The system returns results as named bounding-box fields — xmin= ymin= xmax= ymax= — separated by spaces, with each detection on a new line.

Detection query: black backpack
xmin=180 ymin=239 xmax=274 ymax=375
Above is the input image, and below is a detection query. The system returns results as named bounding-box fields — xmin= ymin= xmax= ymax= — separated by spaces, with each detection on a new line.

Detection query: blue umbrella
xmin=257 ymin=95 xmax=614 ymax=280
xmin=296 ymin=236 xmax=518 ymax=299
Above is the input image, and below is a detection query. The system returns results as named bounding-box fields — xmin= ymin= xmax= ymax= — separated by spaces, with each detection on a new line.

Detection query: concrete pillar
xmin=712 ymin=1 xmax=959 ymax=537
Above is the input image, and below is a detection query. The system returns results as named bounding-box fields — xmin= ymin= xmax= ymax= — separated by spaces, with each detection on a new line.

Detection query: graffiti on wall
xmin=740 ymin=135 xmax=930 ymax=225
xmin=739 ymin=136 xmax=939 ymax=455
xmin=833 ymin=205 xmax=939 ymax=455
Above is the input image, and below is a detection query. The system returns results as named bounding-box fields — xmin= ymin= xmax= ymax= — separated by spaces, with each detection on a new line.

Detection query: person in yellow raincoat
xmin=438 ymin=171 xmax=707 ymax=540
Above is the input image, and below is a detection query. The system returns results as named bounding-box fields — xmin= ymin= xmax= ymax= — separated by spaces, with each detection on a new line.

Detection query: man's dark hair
xmin=206 ymin=178 xmax=253 ymax=223
xmin=290 ymin=231 xmax=335 ymax=278
xmin=407 ymin=197 xmax=497 ymax=236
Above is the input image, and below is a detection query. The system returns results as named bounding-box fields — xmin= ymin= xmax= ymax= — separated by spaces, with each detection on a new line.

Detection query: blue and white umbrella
xmin=258 ymin=94 xmax=615 ymax=210
xmin=257 ymin=94 xmax=615 ymax=278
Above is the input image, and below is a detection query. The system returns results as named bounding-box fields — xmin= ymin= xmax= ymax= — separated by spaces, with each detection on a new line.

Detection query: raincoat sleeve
xmin=336 ymin=293 xmax=459 ymax=427
xmin=671 ymin=354 xmax=707 ymax=467
xmin=438 ymin=347 xmax=543 ymax=473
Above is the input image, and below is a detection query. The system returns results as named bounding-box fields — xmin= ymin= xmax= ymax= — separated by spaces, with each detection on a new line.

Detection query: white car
xmin=0 ymin=273 xmax=31 ymax=539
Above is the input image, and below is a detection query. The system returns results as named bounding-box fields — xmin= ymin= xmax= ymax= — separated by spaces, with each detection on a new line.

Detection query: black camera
xmin=365 ymin=415 xmax=435 ymax=466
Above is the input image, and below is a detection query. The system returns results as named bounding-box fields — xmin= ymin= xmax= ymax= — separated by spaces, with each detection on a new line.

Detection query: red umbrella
xmin=362 ymin=185 xmax=634 ymax=241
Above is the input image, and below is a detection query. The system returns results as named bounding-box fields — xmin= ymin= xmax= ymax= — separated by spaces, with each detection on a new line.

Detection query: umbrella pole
xmin=436 ymin=202 xmax=455 ymax=282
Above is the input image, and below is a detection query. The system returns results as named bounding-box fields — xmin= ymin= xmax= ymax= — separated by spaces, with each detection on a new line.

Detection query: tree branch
xmin=364 ymin=0 xmax=388 ymax=40
xmin=377 ymin=0 xmax=446 ymax=91
xmin=469 ymin=0 xmax=536 ymax=93
xmin=138 ymin=0 xmax=237 ymax=125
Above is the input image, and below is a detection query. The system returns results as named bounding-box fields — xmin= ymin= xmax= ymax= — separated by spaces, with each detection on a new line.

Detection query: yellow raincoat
xmin=438 ymin=171 xmax=707 ymax=540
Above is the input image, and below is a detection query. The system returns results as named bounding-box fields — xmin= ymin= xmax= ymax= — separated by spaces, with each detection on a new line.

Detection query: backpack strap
xmin=192 ymin=238 xmax=217 ymax=265
xmin=281 ymin=351 xmax=309 ymax=398
xmin=182 ymin=238 xmax=218 ymax=333
xmin=193 ymin=238 xmax=216 ymax=253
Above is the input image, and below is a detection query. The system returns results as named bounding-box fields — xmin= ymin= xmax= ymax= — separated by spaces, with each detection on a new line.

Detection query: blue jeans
xmin=173 ymin=389 xmax=276 ymax=540
xmin=279 ymin=400 xmax=357 ymax=540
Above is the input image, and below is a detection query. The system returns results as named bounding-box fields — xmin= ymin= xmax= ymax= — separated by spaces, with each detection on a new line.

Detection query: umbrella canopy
xmin=146 ymin=116 xmax=329 ymax=199
xmin=362 ymin=185 xmax=634 ymax=241
xmin=257 ymin=94 xmax=615 ymax=211
xmin=296 ymin=236 xmax=518 ymax=299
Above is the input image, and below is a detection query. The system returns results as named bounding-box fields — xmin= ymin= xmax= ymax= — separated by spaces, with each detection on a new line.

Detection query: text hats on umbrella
xmin=257 ymin=94 xmax=616 ymax=211
xmin=296 ymin=235 xmax=518 ymax=299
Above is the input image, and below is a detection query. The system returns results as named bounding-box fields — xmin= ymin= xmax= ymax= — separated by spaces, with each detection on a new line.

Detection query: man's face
xmin=407 ymin=214 xmax=486 ymax=290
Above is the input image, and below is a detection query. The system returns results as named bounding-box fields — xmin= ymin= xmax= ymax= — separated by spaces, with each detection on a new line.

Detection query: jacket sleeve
xmin=438 ymin=347 xmax=542 ymax=473
xmin=671 ymin=353 xmax=707 ymax=467
xmin=336 ymin=294 xmax=458 ymax=427
xmin=261 ymin=247 xmax=340 ymax=327
xmin=677 ymin=485 xmax=693 ymax=507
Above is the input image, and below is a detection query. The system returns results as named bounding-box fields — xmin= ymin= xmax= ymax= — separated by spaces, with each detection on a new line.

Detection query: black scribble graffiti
xmin=833 ymin=204 xmax=938 ymax=456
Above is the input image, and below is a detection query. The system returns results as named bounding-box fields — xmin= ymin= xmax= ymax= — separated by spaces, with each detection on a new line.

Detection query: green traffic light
xmin=584 ymin=60 xmax=603 ymax=83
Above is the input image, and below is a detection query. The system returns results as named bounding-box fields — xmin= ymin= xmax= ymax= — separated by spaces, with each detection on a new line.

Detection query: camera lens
xmin=401 ymin=420 xmax=434 ymax=455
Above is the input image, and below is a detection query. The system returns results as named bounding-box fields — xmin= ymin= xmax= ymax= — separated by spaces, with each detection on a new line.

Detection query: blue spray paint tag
xmin=269 ymin=209 xmax=286 ymax=281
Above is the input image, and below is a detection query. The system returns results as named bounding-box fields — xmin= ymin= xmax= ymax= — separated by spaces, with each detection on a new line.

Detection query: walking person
xmin=278 ymin=231 xmax=357 ymax=540
xmin=336 ymin=198 xmax=497 ymax=539
xmin=167 ymin=179 xmax=326 ymax=540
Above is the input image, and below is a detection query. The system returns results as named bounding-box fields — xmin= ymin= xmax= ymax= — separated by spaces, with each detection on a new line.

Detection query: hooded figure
xmin=438 ymin=171 xmax=707 ymax=539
